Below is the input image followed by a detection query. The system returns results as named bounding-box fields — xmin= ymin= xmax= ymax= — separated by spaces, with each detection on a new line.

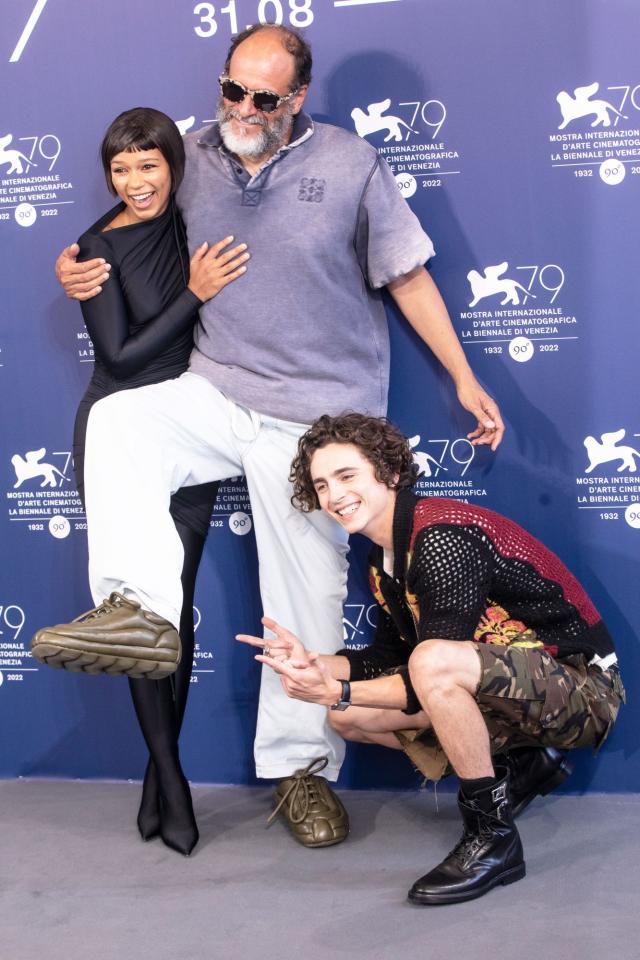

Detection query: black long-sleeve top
xmin=77 ymin=199 xmax=201 ymax=390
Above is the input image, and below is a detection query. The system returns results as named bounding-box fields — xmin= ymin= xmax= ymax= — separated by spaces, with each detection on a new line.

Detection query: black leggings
xmin=127 ymin=518 xmax=205 ymax=782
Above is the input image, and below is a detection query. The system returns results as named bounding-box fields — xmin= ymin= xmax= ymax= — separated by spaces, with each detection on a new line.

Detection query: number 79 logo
xmin=9 ymin=1 xmax=49 ymax=63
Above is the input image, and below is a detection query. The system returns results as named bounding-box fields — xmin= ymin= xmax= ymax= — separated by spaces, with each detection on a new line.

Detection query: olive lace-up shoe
xmin=31 ymin=592 xmax=180 ymax=679
xmin=269 ymin=757 xmax=349 ymax=848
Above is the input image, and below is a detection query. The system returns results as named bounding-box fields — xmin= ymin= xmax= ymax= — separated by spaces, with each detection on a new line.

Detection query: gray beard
xmin=216 ymin=97 xmax=295 ymax=161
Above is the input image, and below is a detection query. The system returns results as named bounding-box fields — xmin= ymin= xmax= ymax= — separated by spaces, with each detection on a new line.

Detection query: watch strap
xmin=330 ymin=679 xmax=351 ymax=711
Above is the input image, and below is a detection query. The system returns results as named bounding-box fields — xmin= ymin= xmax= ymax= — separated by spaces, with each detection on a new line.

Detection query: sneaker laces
xmin=267 ymin=756 xmax=329 ymax=827
xmin=73 ymin=592 xmax=136 ymax=623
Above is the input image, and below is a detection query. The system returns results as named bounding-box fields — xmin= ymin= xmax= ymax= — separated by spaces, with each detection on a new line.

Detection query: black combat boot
xmin=408 ymin=766 xmax=525 ymax=905
xmin=506 ymin=746 xmax=572 ymax=818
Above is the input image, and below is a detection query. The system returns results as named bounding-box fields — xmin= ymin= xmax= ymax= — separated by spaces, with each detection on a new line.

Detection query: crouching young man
xmin=237 ymin=413 xmax=624 ymax=906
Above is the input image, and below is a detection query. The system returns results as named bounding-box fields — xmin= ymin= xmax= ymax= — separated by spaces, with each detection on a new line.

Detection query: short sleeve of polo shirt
xmin=357 ymin=156 xmax=435 ymax=290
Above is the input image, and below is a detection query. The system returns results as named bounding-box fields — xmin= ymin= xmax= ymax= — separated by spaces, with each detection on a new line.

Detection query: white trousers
xmin=84 ymin=373 xmax=349 ymax=780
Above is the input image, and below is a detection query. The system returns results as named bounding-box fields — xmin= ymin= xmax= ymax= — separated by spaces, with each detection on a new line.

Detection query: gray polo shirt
xmin=178 ymin=112 xmax=434 ymax=423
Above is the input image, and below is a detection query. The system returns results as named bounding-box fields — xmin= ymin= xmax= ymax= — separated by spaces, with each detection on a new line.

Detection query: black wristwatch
xmin=330 ymin=680 xmax=351 ymax=711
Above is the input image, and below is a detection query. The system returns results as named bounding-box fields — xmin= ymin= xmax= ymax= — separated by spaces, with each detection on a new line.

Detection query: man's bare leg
xmin=404 ymin=639 xmax=524 ymax=904
xmin=328 ymin=640 xmax=490 ymax=776
xmin=408 ymin=639 xmax=493 ymax=778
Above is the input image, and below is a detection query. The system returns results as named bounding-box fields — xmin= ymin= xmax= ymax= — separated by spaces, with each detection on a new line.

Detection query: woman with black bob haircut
xmin=100 ymin=106 xmax=187 ymax=197
xmin=72 ymin=106 xmax=249 ymax=855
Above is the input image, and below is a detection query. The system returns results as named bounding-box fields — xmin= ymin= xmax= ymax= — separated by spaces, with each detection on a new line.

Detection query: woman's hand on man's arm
xmin=187 ymin=237 xmax=249 ymax=302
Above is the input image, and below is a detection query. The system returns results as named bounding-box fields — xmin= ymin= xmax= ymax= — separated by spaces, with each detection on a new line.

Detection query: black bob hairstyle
xmin=100 ymin=107 xmax=185 ymax=196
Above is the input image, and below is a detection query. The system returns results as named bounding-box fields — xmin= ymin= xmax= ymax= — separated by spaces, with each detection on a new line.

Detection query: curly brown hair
xmin=290 ymin=413 xmax=419 ymax=512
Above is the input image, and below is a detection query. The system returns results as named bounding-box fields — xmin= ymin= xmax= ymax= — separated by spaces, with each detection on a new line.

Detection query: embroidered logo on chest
xmin=298 ymin=177 xmax=325 ymax=202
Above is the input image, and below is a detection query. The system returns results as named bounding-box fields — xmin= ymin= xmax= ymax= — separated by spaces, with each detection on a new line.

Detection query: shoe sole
xmin=291 ymin=830 xmax=349 ymax=848
xmin=512 ymin=757 xmax=573 ymax=818
xmin=31 ymin=638 xmax=177 ymax=679
xmin=407 ymin=862 xmax=526 ymax=906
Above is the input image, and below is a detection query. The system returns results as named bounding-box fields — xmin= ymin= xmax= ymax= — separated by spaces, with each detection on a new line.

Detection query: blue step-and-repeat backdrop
xmin=1 ymin=0 xmax=638 ymax=791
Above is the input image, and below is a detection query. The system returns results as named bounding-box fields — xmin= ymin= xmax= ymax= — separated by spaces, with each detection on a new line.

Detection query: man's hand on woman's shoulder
xmin=55 ymin=243 xmax=111 ymax=301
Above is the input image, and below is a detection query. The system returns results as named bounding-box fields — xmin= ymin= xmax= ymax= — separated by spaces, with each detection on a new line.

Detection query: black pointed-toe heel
xmin=158 ymin=776 xmax=199 ymax=856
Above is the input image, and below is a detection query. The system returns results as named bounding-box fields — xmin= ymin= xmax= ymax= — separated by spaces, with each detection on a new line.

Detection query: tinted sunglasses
xmin=218 ymin=75 xmax=298 ymax=114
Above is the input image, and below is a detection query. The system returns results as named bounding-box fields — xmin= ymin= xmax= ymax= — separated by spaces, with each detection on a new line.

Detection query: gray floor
xmin=2 ymin=780 xmax=639 ymax=960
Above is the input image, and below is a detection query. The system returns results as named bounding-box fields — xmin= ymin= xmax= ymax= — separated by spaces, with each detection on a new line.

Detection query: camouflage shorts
xmin=395 ymin=644 xmax=625 ymax=782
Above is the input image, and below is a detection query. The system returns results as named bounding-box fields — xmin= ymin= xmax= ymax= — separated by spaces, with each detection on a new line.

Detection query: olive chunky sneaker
xmin=269 ymin=757 xmax=349 ymax=848
xmin=31 ymin=592 xmax=181 ymax=679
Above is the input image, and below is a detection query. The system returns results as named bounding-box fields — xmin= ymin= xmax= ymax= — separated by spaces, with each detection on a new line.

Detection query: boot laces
xmin=451 ymin=800 xmax=506 ymax=865
xmin=267 ymin=756 xmax=329 ymax=827
xmin=75 ymin=592 xmax=135 ymax=623
xmin=451 ymin=824 xmax=492 ymax=863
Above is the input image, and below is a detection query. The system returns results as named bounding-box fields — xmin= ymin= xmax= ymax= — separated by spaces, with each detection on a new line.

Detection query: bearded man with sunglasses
xmin=50 ymin=24 xmax=503 ymax=849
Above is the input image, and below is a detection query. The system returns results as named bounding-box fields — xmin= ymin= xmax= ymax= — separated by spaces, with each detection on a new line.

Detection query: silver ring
xmin=263 ymin=646 xmax=271 ymax=657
